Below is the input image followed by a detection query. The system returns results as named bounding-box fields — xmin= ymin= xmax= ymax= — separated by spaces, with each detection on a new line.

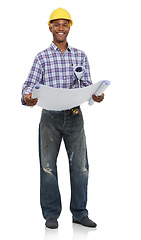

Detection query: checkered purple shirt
xmin=21 ymin=42 xmax=92 ymax=105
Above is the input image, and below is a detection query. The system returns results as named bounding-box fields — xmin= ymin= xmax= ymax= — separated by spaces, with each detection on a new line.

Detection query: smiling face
xmin=49 ymin=19 xmax=70 ymax=44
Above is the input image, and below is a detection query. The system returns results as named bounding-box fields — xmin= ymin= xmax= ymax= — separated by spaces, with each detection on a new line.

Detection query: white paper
xmin=32 ymin=80 xmax=110 ymax=111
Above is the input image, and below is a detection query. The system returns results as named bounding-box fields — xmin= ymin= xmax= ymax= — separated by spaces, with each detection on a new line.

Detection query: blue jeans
xmin=39 ymin=107 xmax=89 ymax=220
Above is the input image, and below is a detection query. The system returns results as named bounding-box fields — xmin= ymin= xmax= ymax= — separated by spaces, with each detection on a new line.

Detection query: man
xmin=22 ymin=8 xmax=104 ymax=229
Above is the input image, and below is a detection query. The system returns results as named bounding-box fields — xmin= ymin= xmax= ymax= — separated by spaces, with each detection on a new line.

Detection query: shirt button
xmin=64 ymin=76 xmax=66 ymax=79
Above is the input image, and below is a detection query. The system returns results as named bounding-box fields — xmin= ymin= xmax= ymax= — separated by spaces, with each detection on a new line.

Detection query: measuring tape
xmin=71 ymin=108 xmax=79 ymax=115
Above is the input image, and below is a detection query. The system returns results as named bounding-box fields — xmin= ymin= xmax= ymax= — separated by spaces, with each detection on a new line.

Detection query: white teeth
xmin=58 ymin=33 xmax=64 ymax=35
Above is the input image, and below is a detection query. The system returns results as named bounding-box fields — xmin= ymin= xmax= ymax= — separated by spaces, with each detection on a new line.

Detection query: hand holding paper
xmin=92 ymin=93 xmax=104 ymax=103
xmin=24 ymin=92 xmax=38 ymax=106
xmin=89 ymin=80 xmax=110 ymax=105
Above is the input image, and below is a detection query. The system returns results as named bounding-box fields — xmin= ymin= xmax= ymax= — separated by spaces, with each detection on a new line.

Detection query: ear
xmin=49 ymin=26 xmax=52 ymax=33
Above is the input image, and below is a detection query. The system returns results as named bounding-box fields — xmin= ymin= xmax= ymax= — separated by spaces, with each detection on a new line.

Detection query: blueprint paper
xmin=32 ymin=80 xmax=110 ymax=111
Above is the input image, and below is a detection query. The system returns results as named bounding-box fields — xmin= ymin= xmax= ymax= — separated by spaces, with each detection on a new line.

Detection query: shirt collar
xmin=50 ymin=41 xmax=71 ymax=52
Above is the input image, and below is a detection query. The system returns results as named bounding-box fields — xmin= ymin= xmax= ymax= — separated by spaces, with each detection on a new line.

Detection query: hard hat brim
xmin=48 ymin=18 xmax=73 ymax=27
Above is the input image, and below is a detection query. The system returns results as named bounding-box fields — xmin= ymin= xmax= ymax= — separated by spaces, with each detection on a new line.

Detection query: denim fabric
xmin=39 ymin=107 xmax=89 ymax=220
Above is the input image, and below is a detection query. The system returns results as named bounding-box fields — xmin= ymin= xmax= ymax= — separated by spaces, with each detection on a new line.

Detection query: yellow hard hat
xmin=48 ymin=8 xmax=73 ymax=27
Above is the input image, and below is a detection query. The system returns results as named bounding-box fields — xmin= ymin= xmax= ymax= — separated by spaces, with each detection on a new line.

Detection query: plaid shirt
xmin=21 ymin=42 xmax=92 ymax=105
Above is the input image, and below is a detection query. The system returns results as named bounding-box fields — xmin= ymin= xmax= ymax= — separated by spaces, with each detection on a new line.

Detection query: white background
xmin=0 ymin=0 xmax=141 ymax=239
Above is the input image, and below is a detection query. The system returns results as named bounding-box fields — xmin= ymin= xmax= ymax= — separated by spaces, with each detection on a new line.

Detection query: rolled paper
xmin=32 ymin=84 xmax=41 ymax=99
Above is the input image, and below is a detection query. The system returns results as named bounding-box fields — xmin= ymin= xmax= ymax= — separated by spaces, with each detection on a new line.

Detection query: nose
xmin=58 ymin=24 xmax=64 ymax=31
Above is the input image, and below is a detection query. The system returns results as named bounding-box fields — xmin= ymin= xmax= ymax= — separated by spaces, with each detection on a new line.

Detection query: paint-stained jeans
xmin=39 ymin=107 xmax=89 ymax=220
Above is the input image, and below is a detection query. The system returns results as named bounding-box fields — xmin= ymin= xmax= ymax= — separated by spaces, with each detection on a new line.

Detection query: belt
xmin=60 ymin=106 xmax=80 ymax=115
xmin=43 ymin=106 xmax=80 ymax=115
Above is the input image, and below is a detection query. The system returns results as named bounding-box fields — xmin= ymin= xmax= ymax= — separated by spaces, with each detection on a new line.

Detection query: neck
xmin=53 ymin=40 xmax=68 ymax=54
